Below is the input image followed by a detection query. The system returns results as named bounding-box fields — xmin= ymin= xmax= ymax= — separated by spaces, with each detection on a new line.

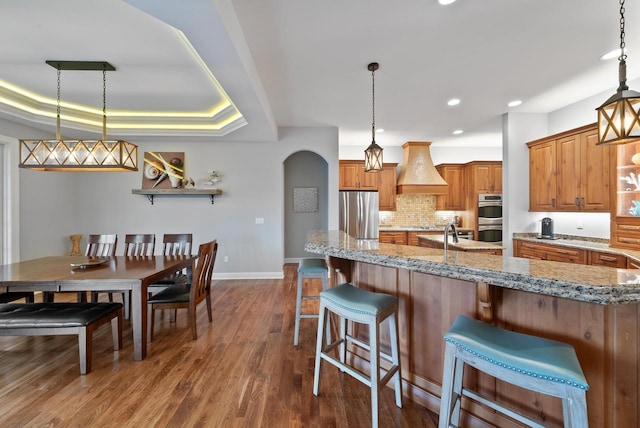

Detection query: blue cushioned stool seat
xmin=298 ymin=258 xmax=329 ymax=274
xmin=313 ymin=283 xmax=402 ymax=428
xmin=293 ymin=258 xmax=329 ymax=347
xmin=439 ymin=314 xmax=589 ymax=428
xmin=319 ymin=283 xmax=398 ymax=317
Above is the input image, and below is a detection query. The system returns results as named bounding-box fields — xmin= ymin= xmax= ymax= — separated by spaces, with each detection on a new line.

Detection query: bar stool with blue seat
xmin=294 ymin=258 xmax=329 ymax=346
xmin=313 ymin=283 xmax=402 ymax=428
xmin=439 ymin=315 xmax=589 ymax=428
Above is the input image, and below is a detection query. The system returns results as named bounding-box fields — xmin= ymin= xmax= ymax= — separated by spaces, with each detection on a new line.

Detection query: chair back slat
xmin=191 ymin=240 xmax=218 ymax=305
xmin=162 ymin=234 xmax=193 ymax=256
xmin=85 ymin=234 xmax=117 ymax=257
xmin=124 ymin=234 xmax=156 ymax=256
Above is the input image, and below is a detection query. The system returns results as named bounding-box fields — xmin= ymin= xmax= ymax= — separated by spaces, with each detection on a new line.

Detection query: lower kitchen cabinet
xmin=379 ymin=231 xmax=407 ymax=245
xmin=513 ymin=240 xmax=586 ymax=264
xmin=588 ymin=250 xmax=627 ymax=268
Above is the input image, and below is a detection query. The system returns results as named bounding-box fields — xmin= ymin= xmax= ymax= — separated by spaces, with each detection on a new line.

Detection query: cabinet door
xmin=472 ymin=164 xmax=492 ymax=193
xmin=491 ymin=164 xmax=502 ymax=193
xmin=436 ymin=165 xmax=465 ymax=210
xmin=529 ymin=141 xmax=557 ymax=211
xmin=339 ymin=162 xmax=360 ymax=189
xmin=556 ymin=134 xmax=581 ymax=210
xmin=379 ymin=231 xmax=407 ymax=245
xmin=580 ymin=130 xmax=610 ymax=211
xmin=378 ymin=163 xmax=397 ymax=211
xmin=358 ymin=168 xmax=379 ymax=190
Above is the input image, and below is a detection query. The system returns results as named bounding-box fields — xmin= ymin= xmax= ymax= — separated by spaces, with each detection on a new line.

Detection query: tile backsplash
xmin=379 ymin=194 xmax=457 ymax=227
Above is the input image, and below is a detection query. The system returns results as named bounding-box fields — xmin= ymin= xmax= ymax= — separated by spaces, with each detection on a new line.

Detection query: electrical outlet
xmin=224 ymin=256 xmax=229 ymax=263
xmin=255 ymin=217 xmax=264 ymax=224
xmin=577 ymin=219 xmax=583 ymax=229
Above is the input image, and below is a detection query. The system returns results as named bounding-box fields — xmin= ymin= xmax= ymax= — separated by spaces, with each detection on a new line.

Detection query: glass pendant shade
xmin=364 ymin=141 xmax=383 ymax=172
xmin=597 ymin=88 xmax=640 ymax=145
xmin=19 ymin=139 xmax=138 ymax=171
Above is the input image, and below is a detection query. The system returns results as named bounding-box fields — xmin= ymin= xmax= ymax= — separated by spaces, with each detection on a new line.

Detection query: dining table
xmin=0 ymin=254 xmax=197 ymax=360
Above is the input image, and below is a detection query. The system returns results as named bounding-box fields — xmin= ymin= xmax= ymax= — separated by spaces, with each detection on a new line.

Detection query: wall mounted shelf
xmin=131 ymin=188 xmax=222 ymax=205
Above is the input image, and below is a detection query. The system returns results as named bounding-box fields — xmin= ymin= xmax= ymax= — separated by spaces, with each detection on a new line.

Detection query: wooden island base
xmin=332 ymin=257 xmax=639 ymax=428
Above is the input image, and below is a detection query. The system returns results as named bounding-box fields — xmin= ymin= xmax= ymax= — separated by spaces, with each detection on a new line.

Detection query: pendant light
xmin=596 ymin=0 xmax=640 ymax=146
xmin=364 ymin=62 xmax=383 ymax=172
xmin=19 ymin=61 xmax=138 ymax=171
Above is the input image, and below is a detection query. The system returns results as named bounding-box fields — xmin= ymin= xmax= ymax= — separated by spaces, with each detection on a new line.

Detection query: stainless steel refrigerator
xmin=339 ymin=191 xmax=379 ymax=239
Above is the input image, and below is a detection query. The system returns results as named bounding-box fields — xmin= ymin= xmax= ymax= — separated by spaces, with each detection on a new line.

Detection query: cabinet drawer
xmin=407 ymin=231 xmax=440 ymax=246
xmin=588 ymin=251 xmax=627 ymax=268
xmin=379 ymin=231 xmax=407 ymax=245
xmin=517 ymin=241 xmax=586 ymax=264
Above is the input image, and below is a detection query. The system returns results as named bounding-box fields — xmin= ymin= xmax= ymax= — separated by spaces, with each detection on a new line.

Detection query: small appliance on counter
xmin=538 ymin=217 xmax=558 ymax=239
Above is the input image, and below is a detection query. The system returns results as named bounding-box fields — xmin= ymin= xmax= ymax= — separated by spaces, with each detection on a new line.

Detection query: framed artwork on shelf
xmin=142 ymin=152 xmax=184 ymax=189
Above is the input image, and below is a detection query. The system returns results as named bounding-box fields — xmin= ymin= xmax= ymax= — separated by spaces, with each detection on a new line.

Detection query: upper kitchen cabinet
xmin=527 ymin=124 xmax=610 ymax=212
xmin=466 ymin=161 xmax=502 ymax=194
xmin=435 ymin=164 xmax=465 ymax=210
xmin=378 ymin=163 xmax=398 ymax=211
xmin=611 ymin=141 xmax=640 ymax=250
xmin=339 ymin=160 xmax=378 ymax=190
xmin=339 ymin=160 xmax=397 ymax=211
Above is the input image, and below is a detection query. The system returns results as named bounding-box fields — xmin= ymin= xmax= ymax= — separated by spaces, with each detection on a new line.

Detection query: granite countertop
xmin=513 ymin=233 xmax=640 ymax=263
xmin=305 ymin=230 xmax=640 ymax=305
xmin=417 ymin=234 xmax=503 ymax=251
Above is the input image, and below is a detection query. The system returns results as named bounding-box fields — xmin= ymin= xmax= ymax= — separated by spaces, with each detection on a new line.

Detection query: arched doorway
xmin=284 ymin=150 xmax=328 ymax=262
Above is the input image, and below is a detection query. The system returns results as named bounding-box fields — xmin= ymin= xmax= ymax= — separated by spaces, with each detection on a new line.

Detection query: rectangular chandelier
xmin=19 ymin=139 xmax=138 ymax=171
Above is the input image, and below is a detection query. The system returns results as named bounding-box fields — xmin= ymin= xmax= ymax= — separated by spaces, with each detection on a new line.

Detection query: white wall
xmin=13 ymin=124 xmax=338 ymax=279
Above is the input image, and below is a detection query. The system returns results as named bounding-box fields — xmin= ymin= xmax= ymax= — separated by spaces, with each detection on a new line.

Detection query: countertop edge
xmin=305 ymin=231 xmax=640 ymax=305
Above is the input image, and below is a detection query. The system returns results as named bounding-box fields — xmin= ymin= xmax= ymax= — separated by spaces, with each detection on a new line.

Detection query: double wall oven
xmin=477 ymin=194 xmax=502 ymax=244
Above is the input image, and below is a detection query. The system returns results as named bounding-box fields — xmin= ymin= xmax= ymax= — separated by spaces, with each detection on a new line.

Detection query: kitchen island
xmin=305 ymin=230 xmax=640 ymax=428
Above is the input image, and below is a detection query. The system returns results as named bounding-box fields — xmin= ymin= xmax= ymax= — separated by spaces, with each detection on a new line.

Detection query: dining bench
xmin=0 ymin=302 xmax=123 ymax=374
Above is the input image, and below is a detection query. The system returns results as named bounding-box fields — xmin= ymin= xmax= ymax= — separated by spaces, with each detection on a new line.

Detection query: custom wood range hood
xmin=396 ymin=141 xmax=449 ymax=194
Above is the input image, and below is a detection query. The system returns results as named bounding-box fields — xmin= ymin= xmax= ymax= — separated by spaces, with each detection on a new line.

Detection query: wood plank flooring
xmin=0 ymin=264 xmax=438 ymax=427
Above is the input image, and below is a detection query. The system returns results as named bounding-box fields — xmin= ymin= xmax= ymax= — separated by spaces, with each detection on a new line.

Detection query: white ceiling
xmin=0 ymin=0 xmax=638 ymax=147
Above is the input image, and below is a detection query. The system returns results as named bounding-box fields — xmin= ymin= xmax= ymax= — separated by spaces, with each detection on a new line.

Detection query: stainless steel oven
xmin=477 ymin=194 xmax=502 ymax=243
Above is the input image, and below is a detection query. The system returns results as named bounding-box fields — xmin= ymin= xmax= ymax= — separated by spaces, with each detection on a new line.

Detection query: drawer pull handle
xmin=619 ymin=225 xmax=640 ymax=231
xmin=556 ymin=249 xmax=571 ymax=254
xmin=599 ymin=255 xmax=618 ymax=262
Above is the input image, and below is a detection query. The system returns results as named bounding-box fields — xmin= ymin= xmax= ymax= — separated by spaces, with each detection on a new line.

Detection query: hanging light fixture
xmin=596 ymin=0 xmax=640 ymax=146
xmin=364 ymin=62 xmax=383 ymax=172
xmin=19 ymin=61 xmax=138 ymax=171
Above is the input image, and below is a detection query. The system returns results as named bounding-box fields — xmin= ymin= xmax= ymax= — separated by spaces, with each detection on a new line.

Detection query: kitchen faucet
xmin=443 ymin=218 xmax=459 ymax=255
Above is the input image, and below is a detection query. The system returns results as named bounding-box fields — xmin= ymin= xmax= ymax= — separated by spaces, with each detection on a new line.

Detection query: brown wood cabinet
xmin=527 ymin=124 xmax=610 ymax=212
xmin=407 ymin=230 xmax=440 ymax=246
xmin=378 ymin=231 xmax=407 ymax=245
xmin=339 ymin=160 xmax=397 ymax=211
xmin=588 ymin=250 xmax=627 ymax=268
xmin=466 ymin=161 xmax=502 ymax=194
xmin=611 ymin=141 xmax=640 ymax=250
xmin=339 ymin=160 xmax=378 ymax=190
xmin=435 ymin=164 xmax=465 ymax=210
xmin=513 ymin=239 xmax=587 ymax=264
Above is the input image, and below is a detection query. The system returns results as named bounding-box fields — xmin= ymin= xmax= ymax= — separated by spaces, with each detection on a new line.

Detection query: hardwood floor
xmin=0 ymin=264 xmax=438 ymax=427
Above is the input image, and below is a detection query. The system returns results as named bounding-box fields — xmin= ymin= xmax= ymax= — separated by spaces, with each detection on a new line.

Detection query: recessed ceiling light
xmin=508 ymin=100 xmax=522 ymax=107
xmin=601 ymin=48 xmax=627 ymax=61
xmin=447 ymin=98 xmax=461 ymax=106
xmin=453 ymin=129 xmax=463 ymax=135
xmin=439 ymin=0 xmax=456 ymax=5
xmin=376 ymin=128 xmax=384 ymax=133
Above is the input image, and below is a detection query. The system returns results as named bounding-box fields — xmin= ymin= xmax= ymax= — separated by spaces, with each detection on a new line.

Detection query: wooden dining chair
xmin=148 ymin=239 xmax=218 ymax=341
xmin=148 ymin=234 xmax=193 ymax=295
xmin=92 ymin=234 xmax=154 ymax=319
xmin=85 ymin=234 xmax=118 ymax=257
xmin=123 ymin=234 xmax=155 ymax=256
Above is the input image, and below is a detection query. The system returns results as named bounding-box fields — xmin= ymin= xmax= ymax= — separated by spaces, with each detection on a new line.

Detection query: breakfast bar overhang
xmin=305 ymin=230 xmax=640 ymax=428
